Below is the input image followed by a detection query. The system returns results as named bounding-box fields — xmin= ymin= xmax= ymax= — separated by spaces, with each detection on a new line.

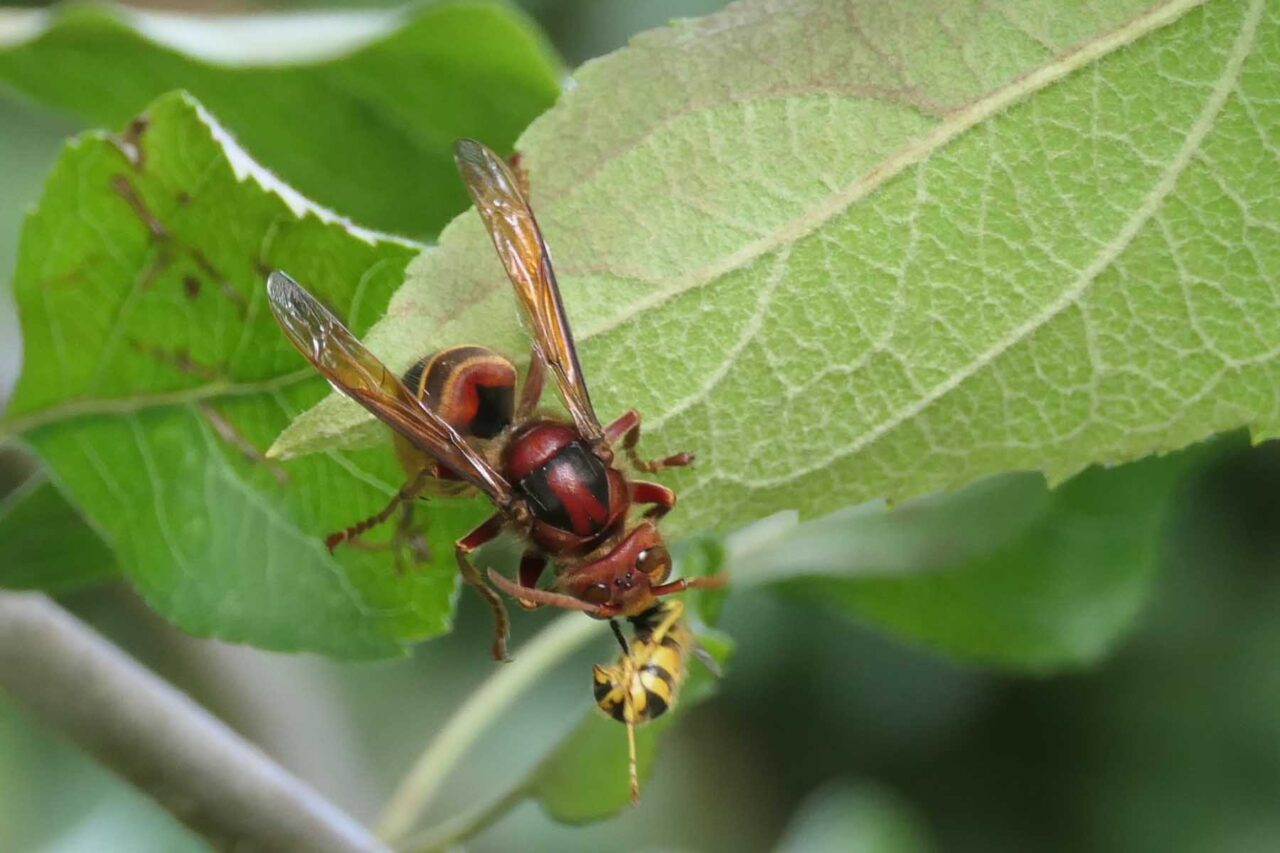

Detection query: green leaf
xmin=0 ymin=92 xmax=489 ymax=657
xmin=0 ymin=1 xmax=560 ymax=238
xmin=280 ymin=0 xmax=1280 ymax=542
xmin=0 ymin=447 xmax=115 ymax=592
xmin=738 ymin=441 xmax=1221 ymax=670
xmin=674 ymin=531 xmax=729 ymax=625
xmin=775 ymin=784 xmax=932 ymax=853
xmin=524 ymin=628 xmax=731 ymax=824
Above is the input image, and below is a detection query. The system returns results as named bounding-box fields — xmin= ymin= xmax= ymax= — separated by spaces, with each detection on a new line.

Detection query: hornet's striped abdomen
xmin=402 ymin=345 xmax=516 ymax=438
xmin=393 ymin=346 xmax=517 ymax=485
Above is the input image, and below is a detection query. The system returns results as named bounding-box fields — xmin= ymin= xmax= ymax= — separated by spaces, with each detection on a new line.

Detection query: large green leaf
xmin=0 ymin=446 xmax=116 ymax=592
xmin=0 ymin=1 xmax=560 ymax=238
xmin=280 ymin=0 xmax=1280 ymax=542
xmin=743 ymin=441 xmax=1216 ymax=669
xmin=775 ymin=784 xmax=932 ymax=853
xmin=0 ymin=92 xmax=490 ymax=657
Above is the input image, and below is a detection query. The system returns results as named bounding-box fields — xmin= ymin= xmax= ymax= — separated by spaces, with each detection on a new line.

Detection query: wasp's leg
xmin=455 ymin=514 xmax=512 ymax=662
xmin=630 ymin=480 xmax=677 ymax=521
xmin=626 ymin=713 xmax=640 ymax=805
xmin=609 ymin=619 xmax=631 ymax=655
xmin=647 ymin=599 xmax=685 ymax=645
xmin=325 ymin=468 xmax=433 ymax=554
xmin=603 ymin=409 xmax=694 ymax=474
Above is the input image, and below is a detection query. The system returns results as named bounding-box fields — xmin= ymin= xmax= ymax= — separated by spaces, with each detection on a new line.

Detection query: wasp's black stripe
xmin=641 ymin=691 xmax=669 ymax=719
xmin=640 ymin=663 xmax=677 ymax=693
xmin=628 ymin=603 xmax=667 ymax=635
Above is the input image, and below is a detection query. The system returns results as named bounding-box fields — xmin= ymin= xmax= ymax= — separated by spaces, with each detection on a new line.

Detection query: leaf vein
xmin=708 ymin=0 xmax=1264 ymax=491
xmin=572 ymin=0 xmax=1210 ymax=348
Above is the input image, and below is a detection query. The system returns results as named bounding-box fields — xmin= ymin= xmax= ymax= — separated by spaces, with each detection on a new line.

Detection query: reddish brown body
xmin=371 ymin=345 xmax=689 ymax=649
xmin=267 ymin=139 xmax=721 ymax=662
xmin=503 ymin=421 xmax=629 ymax=554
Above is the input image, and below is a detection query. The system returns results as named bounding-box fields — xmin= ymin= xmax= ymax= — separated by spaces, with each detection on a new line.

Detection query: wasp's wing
xmin=453 ymin=139 xmax=603 ymax=443
xmin=692 ymin=643 xmax=723 ymax=678
xmin=266 ymin=271 xmax=512 ymax=503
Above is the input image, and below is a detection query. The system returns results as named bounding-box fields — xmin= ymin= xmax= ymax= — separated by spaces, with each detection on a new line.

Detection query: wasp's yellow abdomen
xmin=593 ymin=600 xmax=691 ymax=724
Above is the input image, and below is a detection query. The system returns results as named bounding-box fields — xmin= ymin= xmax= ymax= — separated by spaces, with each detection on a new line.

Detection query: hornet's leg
xmin=507 ymin=151 xmax=531 ymax=199
xmin=326 ymin=468 xmax=433 ymax=554
xmin=603 ymin=409 xmax=694 ymax=474
xmin=517 ymin=348 xmax=547 ymax=421
xmin=630 ymin=481 xmax=677 ymax=521
xmin=487 ymin=569 xmax=613 ymax=616
xmin=455 ymin=514 xmax=511 ymax=662
xmin=651 ymin=574 xmax=727 ymax=597
xmin=515 ymin=552 xmax=549 ymax=610
xmin=392 ymin=501 xmax=432 ymax=574
xmin=344 ymin=500 xmax=432 ymax=575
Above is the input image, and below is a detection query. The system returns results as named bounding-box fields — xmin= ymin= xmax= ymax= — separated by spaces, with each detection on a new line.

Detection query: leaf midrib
xmin=688 ymin=0 xmax=1265 ymax=492
xmin=569 ymin=0 xmax=1208 ymax=349
xmin=0 ymin=367 xmax=315 ymax=438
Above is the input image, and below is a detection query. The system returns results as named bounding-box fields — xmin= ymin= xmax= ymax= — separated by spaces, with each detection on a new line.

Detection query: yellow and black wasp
xmin=594 ymin=599 xmax=714 ymax=803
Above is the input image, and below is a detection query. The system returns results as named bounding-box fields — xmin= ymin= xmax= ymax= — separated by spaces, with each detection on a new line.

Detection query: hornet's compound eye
xmin=636 ymin=545 xmax=672 ymax=584
xmin=583 ymin=582 xmax=611 ymax=605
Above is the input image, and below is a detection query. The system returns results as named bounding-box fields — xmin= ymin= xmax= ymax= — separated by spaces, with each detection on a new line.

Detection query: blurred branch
xmin=375 ymin=613 xmax=603 ymax=843
xmin=0 ymin=591 xmax=388 ymax=853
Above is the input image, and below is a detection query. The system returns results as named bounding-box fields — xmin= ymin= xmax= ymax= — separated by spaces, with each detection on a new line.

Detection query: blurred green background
xmin=2 ymin=2 xmax=1278 ymax=851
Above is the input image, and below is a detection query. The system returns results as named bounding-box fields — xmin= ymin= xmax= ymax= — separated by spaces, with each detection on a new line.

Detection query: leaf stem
xmin=0 ymin=591 xmax=388 ymax=851
xmin=374 ymin=612 xmax=603 ymax=843
xmin=0 ymin=367 xmax=315 ymax=439
xmin=376 ymin=513 xmax=801 ymax=847
xmin=400 ymin=783 xmax=528 ymax=853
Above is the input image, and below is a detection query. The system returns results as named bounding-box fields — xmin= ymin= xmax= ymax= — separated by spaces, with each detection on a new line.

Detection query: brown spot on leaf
xmin=128 ymin=339 xmax=222 ymax=382
xmin=113 ymin=116 xmax=149 ymax=169
xmin=139 ymin=247 xmax=175 ymax=291
xmin=110 ymin=175 xmax=168 ymax=241
xmin=199 ymin=403 xmax=290 ymax=485
xmin=190 ymin=249 xmax=247 ymax=312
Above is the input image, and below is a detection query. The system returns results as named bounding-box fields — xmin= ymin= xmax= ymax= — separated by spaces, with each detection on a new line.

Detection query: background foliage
xmin=0 ymin=1 xmax=1277 ymax=851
